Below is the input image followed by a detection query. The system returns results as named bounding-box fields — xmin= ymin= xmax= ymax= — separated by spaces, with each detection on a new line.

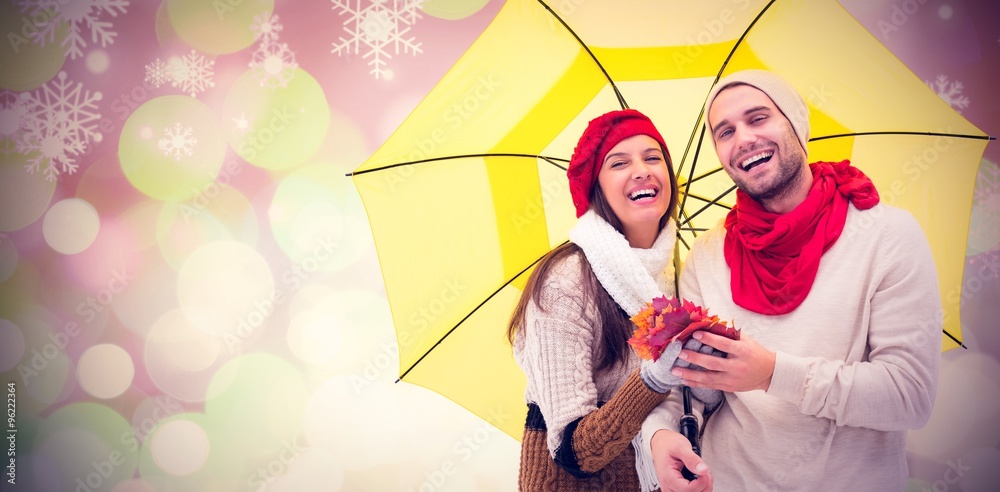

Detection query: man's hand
xmin=650 ymin=429 xmax=713 ymax=491
xmin=672 ymin=331 xmax=776 ymax=392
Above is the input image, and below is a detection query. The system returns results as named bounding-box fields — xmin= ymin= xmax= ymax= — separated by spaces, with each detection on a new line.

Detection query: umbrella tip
xmin=394 ymin=377 xmax=401 ymax=384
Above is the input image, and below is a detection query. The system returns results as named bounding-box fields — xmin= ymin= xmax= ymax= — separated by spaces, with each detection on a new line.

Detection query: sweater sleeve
xmin=766 ymin=209 xmax=941 ymax=430
xmin=516 ymin=254 xmax=668 ymax=477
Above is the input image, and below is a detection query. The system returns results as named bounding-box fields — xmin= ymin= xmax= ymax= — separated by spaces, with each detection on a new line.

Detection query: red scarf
xmin=723 ymin=161 xmax=880 ymax=315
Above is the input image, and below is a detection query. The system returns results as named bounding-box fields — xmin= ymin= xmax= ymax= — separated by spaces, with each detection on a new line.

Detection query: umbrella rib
xmin=675 ymin=0 xmax=778 ymax=180
xmin=811 ymin=131 xmax=996 ymax=142
xmin=538 ymin=0 xmax=628 ymax=109
xmin=679 ymin=185 xmax=737 ymax=228
xmin=675 ymin=0 xmax=777 ymax=236
xmin=397 ymin=241 xmax=571 ymax=382
xmin=943 ymin=329 xmax=968 ymax=350
xmin=682 ymin=166 xmax=727 ymax=184
xmin=346 ymin=153 xmax=569 ymax=176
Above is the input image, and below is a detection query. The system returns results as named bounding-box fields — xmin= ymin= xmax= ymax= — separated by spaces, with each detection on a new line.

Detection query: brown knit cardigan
xmin=518 ymin=371 xmax=667 ymax=490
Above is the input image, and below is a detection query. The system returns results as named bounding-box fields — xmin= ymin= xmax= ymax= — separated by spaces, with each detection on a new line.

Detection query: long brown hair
xmin=507 ymin=151 xmax=678 ymax=371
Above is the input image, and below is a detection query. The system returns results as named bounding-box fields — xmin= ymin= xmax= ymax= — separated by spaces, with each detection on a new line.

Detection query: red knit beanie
xmin=567 ymin=109 xmax=670 ymax=217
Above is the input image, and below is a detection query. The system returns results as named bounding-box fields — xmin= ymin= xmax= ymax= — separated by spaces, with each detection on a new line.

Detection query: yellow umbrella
xmin=349 ymin=0 xmax=991 ymax=440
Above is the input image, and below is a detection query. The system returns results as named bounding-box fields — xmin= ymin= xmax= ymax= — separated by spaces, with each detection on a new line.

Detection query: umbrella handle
xmin=679 ymin=386 xmax=701 ymax=481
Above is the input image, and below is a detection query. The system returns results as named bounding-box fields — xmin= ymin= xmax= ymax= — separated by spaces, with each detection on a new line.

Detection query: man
xmin=643 ymin=69 xmax=941 ymax=491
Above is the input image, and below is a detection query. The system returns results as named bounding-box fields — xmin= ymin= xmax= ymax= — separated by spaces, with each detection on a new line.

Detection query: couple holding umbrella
xmin=349 ymin=0 xmax=990 ymax=489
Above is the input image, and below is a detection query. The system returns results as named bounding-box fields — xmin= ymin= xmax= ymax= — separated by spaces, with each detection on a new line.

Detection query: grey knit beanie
xmin=704 ymin=69 xmax=809 ymax=152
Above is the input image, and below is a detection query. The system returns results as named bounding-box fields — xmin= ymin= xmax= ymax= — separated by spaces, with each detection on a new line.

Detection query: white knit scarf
xmin=567 ymin=210 xmax=677 ymax=492
xmin=568 ymin=210 xmax=677 ymax=315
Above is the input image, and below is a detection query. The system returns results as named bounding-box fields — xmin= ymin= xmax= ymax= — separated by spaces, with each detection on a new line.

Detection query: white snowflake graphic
xmin=331 ymin=0 xmax=424 ymax=79
xmin=158 ymin=123 xmax=198 ymax=161
xmin=167 ymin=50 xmax=216 ymax=98
xmin=144 ymin=58 xmax=171 ymax=88
xmin=17 ymin=0 xmax=129 ymax=60
xmin=16 ymin=71 xmax=103 ymax=181
xmin=250 ymin=41 xmax=299 ymax=88
xmin=0 ymin=91 xmax=34 ymax=154
xmin=248 ymin=12 xmax=298 ymax=88
xmin=926 ymin=74 xmax=971 ymax=113
xmin=250 ymin=11 xmax=283 ymax=43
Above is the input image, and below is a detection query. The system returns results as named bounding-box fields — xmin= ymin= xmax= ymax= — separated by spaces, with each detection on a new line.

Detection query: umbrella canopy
xmin=350 ymin=0 xmax=990 ymax=439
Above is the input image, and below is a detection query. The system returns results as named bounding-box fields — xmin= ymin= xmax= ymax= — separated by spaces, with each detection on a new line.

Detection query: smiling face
xmin=595 ymin=134 xmax=672 ymax=248
xmin=708 ymin=84 xmax=811 ymax=213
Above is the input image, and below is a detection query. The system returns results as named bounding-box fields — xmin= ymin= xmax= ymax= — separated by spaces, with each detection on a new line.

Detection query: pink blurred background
xmin=0 ymin=1 xmax=997 ymax=490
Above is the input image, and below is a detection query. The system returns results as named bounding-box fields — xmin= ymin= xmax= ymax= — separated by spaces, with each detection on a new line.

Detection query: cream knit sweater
xmin=643 ymin=203 xmax=942 ymax=490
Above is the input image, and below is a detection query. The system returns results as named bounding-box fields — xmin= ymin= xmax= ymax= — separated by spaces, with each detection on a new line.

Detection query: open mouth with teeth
xmin=738 ymin=150 xmax=774 ymax=172
xmin=628 ymin=188 xmax=658 ymax=201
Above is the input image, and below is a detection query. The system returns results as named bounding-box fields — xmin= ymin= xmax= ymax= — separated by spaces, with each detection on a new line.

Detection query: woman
xmin=507 ymin=109 xmax=692 ymax=491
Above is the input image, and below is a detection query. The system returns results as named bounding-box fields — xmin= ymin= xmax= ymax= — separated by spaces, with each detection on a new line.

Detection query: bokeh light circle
xmin=77 ymin=343 xmax=135 ymax=399
xmin=0 ymin=318 xmax=25 ymax=372
xmin=420 ymin=0 xmax=490 ymax=20
xmin=166 ymin=0 xmax=274 ymax=55
xmin=119 ymin=95 xmax=226 ymax=201
xmin=43 ymin=198 xmax=101 ymax=254
xmin=287 ymin=308 xmax=344 ymax=366
xmin=87 ymin=49 xmax=111 ymax=74
xmin=145 ymin=307 xmax=228 ymax=402
xmin=304 ymin=377 xmax=404 ymax=470
xmin=224 ymin=68 xmax=330 ymax=170
xmin=59 ymin=218 xmax=144 ymax=308
xmin=205 ymin=353 xmax=307 ymax=451
xmin=34 ymin=402 xmax=138 ymax=491
xmin=261 ymin=447 xmax=345 ymax=492
xmin=0 ymin=1 xmax=66 ymax=91
xmin=0 ymin=153 xmax=58 ymax=231
xmin=177 ymin=240 xmax=274 ymax=326
xmin=269 ymin=162 xmax=371 ymax=272
xmin=155 ymin=180 xmax=260 ymax=270
xmin=287 ymin=287 xmax=395 ymax=375
xmin=908 ymin=352 xmax=1000 ymax=460
xmin=151 ymin=418 xmax=211 ymax=476
xmin=14 ymin=307 xmax=74 ymax=407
